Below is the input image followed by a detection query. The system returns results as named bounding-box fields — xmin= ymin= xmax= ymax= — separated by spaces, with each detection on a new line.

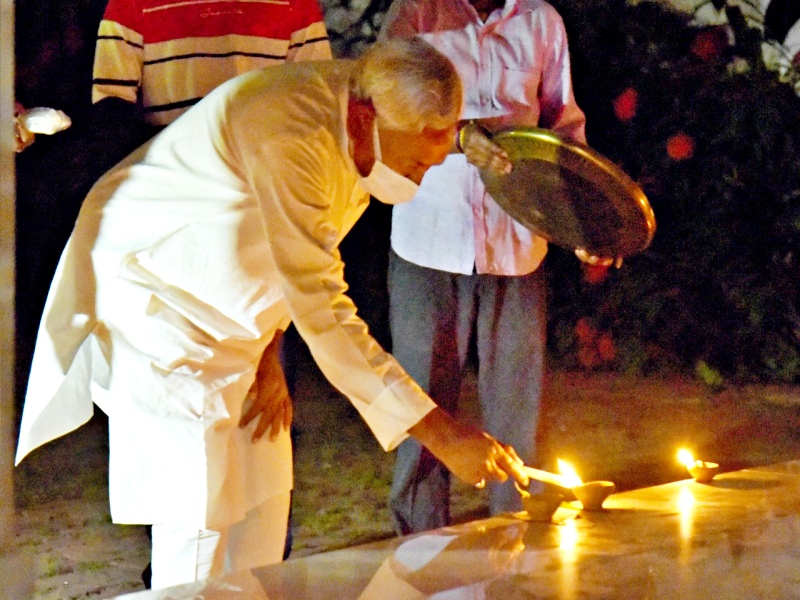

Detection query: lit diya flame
xmin=521 ymin=459 xmax=581 ymax=489
xmin=520 ymin=459 xmax=615 ymax=510
xmin=677 ymin=448 xmax=719 ymax=483
xmin=557 ymin=459 xmax=583 ymax=488
xmin=677 ymin=448 xmax=701 ymax=469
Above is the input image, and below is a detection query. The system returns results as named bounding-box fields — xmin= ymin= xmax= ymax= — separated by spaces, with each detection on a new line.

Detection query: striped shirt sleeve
xmin=287 ymin=19 xmax=332 ymax=62
xmin=91 ymin=0 xmax=332 ymax=122
xmin=92 ymin=0 xmax=144 ymax=105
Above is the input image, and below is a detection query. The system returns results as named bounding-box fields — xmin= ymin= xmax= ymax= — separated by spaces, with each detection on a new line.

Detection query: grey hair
xmin=350 ymin=37 xmax=463 ymax=133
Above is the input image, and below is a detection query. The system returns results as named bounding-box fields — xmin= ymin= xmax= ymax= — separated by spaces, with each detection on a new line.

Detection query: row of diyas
xmin=518 ymin=449 xmax=720 ymax=520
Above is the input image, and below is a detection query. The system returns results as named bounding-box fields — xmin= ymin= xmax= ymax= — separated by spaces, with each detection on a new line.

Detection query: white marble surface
xmin=116 ymin=461 xmax=800 ymax=599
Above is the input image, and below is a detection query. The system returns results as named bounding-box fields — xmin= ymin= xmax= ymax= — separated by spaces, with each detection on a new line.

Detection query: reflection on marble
xmin=116 ymin=462 xmax=800 ymax=599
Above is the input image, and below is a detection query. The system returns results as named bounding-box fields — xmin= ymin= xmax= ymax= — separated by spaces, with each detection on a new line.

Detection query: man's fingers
xmin=502 ymin=447 xmax=530 ymax=486
xmin=270 ymin=395 xmax=291 ymax=441
xmin=487 ymin=443 xmax=530 ymax=487
xmin=481 ymin=439 xmax=531 ymax=487
xmin=253 ymin=413 xmax=272 ymax=441
xmin=462 ymin=122 xmax=512 ymax=175
xmin=283 ymin=398 xmax=293 ymax=431
xmin=252 ymin=402 xmax=281 ymax=442
xmin=489 ymin=140 xmax=511 ymax=171
xmin=505 ymin=458 xmax=531 ymax=487
xmin=575 ymin=248 xmax=615 ymax=267
xmin=239 ymin=397 xmax=258 ymax=428
xmin=267 ymin=409 xmax=282 ymax=442
xmin=249 ymin=394 xmax=292 ymax=442
xmin=478 ymin=143 xmax=511 ymax=175
xmin=503 ymin=444 xmax=524 ymax=466
xmin=498 ymin=453 xmax=530 ymax=487
xmin=491 ymin=153 xmax=512 ymax=175
xmin=484 ymin=455 xmax=508 ymax=482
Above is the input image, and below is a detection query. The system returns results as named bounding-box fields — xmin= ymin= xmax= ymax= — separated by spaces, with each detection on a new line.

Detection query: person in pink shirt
xmin=379 ymin=0 xmax=587 ymax=534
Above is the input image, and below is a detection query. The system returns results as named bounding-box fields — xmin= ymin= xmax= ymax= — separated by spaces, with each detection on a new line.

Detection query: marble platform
xmin=115 ymin=461 xmax=800 ymax=599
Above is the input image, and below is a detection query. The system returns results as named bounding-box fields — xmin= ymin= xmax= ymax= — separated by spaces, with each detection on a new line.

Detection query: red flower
xmin=597 ymin=333 xmax=616 ymax=362
xmin=583 ymin=263 xmax=610 ymax=285
xmin=575 ymin=318 xmax=596 ymax=345
xmin=578 ymin=345 xmax=600 ymax=369
xmin=613 ymin=87 xmax=638 ymax=121
xmin=666 ymin=133 xmax=695 ymax=161
xmin=690 ymin=26 xmax=729 ymax=61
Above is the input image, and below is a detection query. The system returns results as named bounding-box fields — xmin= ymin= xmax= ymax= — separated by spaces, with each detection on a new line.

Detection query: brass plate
xmin=480 ymin=127 xmax=656 ymax=257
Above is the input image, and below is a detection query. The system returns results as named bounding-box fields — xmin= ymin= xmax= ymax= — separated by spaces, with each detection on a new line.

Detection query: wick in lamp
xmin=677 ymin=448 xmax=719 ymax=483
xmin=520 ymin=460 xmax=616 ymax=513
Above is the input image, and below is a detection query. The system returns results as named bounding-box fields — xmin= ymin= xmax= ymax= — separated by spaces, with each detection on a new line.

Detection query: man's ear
xmin=347 ymin=97 xmax=378 ymax=175
xmin=346 ymin=97 xmax=376 ymax=140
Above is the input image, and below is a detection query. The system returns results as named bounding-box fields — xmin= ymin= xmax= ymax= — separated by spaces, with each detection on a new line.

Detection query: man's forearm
xmin=407 ymin=407 xmax=454 ymax=455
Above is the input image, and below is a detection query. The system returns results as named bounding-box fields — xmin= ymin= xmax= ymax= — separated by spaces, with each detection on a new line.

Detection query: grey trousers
xmin=388 ymin=250 xmax=546 ymax=535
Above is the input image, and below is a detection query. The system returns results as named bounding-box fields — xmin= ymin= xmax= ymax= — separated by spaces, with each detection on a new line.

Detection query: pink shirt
xmin=380 ymin=0 xmax=586 ymax=275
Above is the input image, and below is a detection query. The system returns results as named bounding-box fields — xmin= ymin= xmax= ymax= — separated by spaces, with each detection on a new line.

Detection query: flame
xmin=677 ymin=448 xmax=697 ymax=468
xmin=557 ymin=459 xmax=583 ymax=487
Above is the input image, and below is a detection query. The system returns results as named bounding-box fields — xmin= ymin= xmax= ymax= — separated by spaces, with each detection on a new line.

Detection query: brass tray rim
xmin=481 ymin=126 xmax=657 ymax=256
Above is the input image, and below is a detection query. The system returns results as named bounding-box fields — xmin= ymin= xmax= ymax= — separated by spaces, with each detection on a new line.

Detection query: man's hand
xmin=459 ymin=121 xmax=512 ymax=176
xmin=574 ymin=248 xmax=623 ymax=268
xmin=239 ymin=330 xmax=292 ymax=442
xmin=14 ymin=102 xmax=35 ymax=153
xmin=574 ymin=249 xmax=623 ymax=285
xmin=409 ymin=408 xmax=530 ymax=489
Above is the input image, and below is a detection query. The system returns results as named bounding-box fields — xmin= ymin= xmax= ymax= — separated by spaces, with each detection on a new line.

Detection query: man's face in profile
xmin=378 ymin=122 xmax=458 ymax=184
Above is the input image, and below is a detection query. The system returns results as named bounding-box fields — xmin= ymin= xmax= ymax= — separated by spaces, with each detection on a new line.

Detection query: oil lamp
xmin=522 ymin=459 xmax=615 ymax=511
xmin=677 ymin=448 xmax=719 ymax=483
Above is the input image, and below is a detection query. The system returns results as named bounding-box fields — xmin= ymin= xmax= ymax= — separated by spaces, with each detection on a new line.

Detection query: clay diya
xmin=678 ymin=449 xmax=719 ymax=483
xmin=514 ymin=483 xmax=563 ymax=521
xmin=572 ymin=480 xmax=616 ymax=511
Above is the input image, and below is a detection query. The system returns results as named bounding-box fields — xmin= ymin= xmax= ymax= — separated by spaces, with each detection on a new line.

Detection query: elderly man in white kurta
xmin=15 ymin=38 xmax=529 ymax=589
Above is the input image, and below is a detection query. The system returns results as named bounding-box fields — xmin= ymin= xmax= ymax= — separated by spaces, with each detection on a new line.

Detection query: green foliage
xmin=695 ymin=359 xmax=726 ymax=389
xmin=77 ymin=560 xmax=107 ymax=574
xmin=40 ymin=556 xmax=72 ymax=578
xmin=546 ymin=0 xmax=800 ymax=382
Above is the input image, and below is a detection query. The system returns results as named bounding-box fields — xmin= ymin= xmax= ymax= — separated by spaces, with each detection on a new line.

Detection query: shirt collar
xmin=472 ymin=0 xmax=519 ymax=27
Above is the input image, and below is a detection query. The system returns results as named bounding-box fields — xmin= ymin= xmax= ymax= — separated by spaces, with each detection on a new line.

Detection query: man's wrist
xmin=455 ymin=120 xmax=475 ymax=153
xmin=408 ymin=407 xmax=455 ymax=453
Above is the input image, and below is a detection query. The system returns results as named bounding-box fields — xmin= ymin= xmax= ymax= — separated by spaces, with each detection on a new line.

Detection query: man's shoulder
xmin=509 ymin=0 xmax=568 ymax=35
xmin=212 ymin=61 xmax=349 ymax=145
xmin=224 ymin=60 xmax=350 ymax=100
xmin=290 ymin=0 xmax=327 ymax=26
xmin=515 ymin=0 xmax=563 ymax=19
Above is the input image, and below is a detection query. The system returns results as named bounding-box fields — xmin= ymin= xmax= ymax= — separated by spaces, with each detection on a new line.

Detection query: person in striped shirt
xmin=91 ymin=0 xmax=332 ymax=126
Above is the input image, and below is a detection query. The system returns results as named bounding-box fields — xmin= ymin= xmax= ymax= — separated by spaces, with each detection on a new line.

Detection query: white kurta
xmin=16 ymin=60 xmax=436 ymax=529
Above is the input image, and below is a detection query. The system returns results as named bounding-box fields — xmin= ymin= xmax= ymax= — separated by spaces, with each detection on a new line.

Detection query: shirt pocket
xmin=494 ymin=67 xmax=541 ymax=112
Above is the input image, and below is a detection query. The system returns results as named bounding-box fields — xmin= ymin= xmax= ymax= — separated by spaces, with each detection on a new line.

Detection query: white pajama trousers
xmin=150 ymin=491 xmax=291 ymax=590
